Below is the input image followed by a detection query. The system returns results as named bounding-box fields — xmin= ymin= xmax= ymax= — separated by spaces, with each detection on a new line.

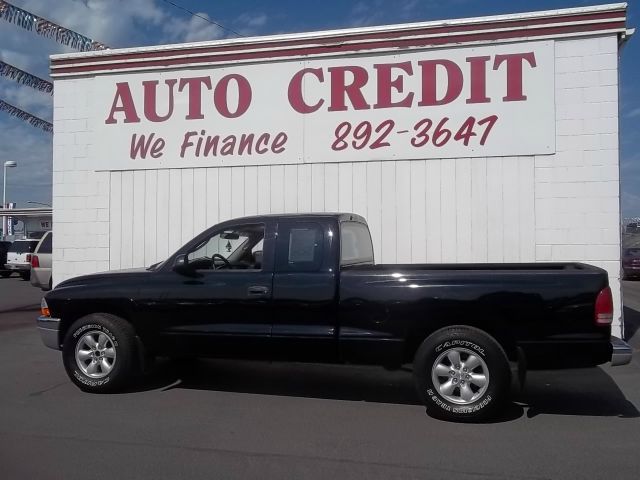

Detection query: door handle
xmin=247 ymin=286 xmax=270 ymax=296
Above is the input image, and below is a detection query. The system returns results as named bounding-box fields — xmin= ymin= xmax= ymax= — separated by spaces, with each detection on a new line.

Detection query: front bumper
xmin=611 ymin=336 xmax=633 ymax=366
xmin=37 ymin=316 xmax=61 ymax=350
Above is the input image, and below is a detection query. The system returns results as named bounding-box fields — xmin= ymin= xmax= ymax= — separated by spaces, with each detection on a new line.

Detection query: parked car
xmin=30 ymin=231 xmax=52 ymax=290
xmin=6 ymin=239 xmax=39 ymax=280
xmin=0 ymin=240 xmax=12 ymax=277
xmin=37 ymin=213 xmax=632 ymax=422
xmin=626 ymin=223 xmax=640 ymax=234
xmin=622 ymin=247 xmax=640 ymax=279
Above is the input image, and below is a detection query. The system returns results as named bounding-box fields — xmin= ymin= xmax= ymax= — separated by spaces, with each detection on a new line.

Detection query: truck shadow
xmin=132 ymin=359 xmax=639 ymax=421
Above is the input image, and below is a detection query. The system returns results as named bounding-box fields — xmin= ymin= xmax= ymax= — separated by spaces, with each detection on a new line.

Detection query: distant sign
xmin=6 ymin=202 xmax=15 ymax=236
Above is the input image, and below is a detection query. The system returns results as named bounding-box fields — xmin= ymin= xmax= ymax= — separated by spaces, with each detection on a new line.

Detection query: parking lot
xmin=1 ymin=275 xmax=640 ymax=479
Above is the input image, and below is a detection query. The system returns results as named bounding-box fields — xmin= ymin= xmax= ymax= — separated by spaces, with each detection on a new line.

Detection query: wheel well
xmin=58 ymin=307 xmax=137 ymax=347
xmin=405 ymin=320 xmax=517 ymax=364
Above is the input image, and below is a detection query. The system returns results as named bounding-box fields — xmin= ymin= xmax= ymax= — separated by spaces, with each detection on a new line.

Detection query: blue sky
xmin=0 ymin=0 xmax=638 ymax=216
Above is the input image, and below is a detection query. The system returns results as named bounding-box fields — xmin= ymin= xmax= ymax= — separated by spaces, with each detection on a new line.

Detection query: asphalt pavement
xmin=1 ymin=274 xmax=640 ymax=480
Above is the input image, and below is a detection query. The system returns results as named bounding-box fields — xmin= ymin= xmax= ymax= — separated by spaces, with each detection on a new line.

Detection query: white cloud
xmin=162 ymin=13 xmax=225 ymax=44
xmin=236 ymin=12 xmax=268 ymax=30
xmin=626 ymin=107 xmax=640 ymax=118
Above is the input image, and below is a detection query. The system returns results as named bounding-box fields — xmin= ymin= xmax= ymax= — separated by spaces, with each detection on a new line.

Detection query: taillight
xmin=595 ymin=286 xmax=613 ymax=325
xmin=31 ymin=255 xmax=40 ymax=268
xmin=26 ymin=254 xmax=31 ymax=263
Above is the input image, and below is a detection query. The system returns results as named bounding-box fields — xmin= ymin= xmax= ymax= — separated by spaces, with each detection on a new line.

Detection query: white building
xmin=50 ymin=4 xmax=632 ymax=335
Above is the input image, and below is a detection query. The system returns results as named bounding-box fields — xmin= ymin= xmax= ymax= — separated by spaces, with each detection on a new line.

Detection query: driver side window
xmin=187 ymin=224 xmax=265 ymax=271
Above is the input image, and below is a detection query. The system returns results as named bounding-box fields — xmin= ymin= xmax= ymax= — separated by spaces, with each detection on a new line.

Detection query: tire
xmin=20 ymin=271 xmax=30 ymax=280
xmin=413 ymin=326 xmax=511 ymax=422
xmin=0 ymin=272 xmax=11 ymax=278
xmin=62 ymin=313 xmax=138 ymax=393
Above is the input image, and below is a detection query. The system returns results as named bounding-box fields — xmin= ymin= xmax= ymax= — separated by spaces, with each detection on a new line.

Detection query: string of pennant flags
xmin=0 ymin=0 xmax=107 ymax=52
xmin=0 ymin=1 xmax=110 ymax=131
xmin=0 ymin=61 xmax=53 ymax=94
xmin=0 ymin=100 xmax=53 ymax=132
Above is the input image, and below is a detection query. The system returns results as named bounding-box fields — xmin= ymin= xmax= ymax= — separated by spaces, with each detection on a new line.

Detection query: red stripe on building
xmin=51 ymin=20 xmax=626 ymax=76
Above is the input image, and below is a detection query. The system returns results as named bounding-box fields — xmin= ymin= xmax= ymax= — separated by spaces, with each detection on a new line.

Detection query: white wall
xmin=52 ymin=34 xmax=623 ymax=334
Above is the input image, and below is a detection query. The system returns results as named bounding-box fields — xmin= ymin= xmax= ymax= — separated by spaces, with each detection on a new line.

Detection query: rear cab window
xmin=340 ymin=222 xmax=374 ymax=266
xmin=9 ymin=241 xmax=38 ymax=254
xmin=276 ymin=222 xmax=325 ymax=272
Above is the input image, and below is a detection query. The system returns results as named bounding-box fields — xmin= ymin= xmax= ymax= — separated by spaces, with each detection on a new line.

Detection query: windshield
xmin=9 ymin=241 xmax=38 ymax=254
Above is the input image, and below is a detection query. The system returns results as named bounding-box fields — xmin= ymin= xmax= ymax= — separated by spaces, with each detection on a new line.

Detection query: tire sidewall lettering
xmin=72 ymin=322 xmax=119 ymax=347
xmin=72 ymin=369 xmax=111 ymax=387
xmin=435 ymin=339 xmax=485 ymax=357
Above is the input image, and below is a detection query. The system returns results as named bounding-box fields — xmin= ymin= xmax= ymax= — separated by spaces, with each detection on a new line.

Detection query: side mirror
xmin=172 ymin=254 xmax=191 ymax=274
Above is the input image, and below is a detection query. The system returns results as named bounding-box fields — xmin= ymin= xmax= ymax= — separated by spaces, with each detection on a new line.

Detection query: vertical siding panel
xmin=352 ymin=163 xmax=367 ymax=218
xmin=297 ymin=164 xmax=312 ymax=212
xmin=205 ymin=169 xmax=219 ymax=228
xmin=410 ymin=160 xmax=427 ymax=263
xmin=168 ymin=169 xmax=182 ymax=254
xmin=132 ymin=171 xmax=146 ymax=267
xmin=193 ymin=168 xmax=207 ymax=235
xmin=338 ymin=163 xmax=353 ymax=212
xmin=380 ymin=162 xmax=396 ymax=263
xmin=120 ymin=171 xmax=134 ymax=268
xmin=366 ymin=162 xmax=382 ymax=262
xmin=244 ymin=166 xmax=258 ymax=216
xmin=231 ymin=167 xmax=245 ymax=218
xmin=156 ymin=169 xmax=170 ymax=260
xmin=270 ymin=165 xmax=285 ymax=213
xmin=395 ymin=161 xmax=412 ymax=263
xmin=144 ymin=170 xmax=157 ymax=265
xmin=425 ymin=160 xmax=442 ymax=262
xmin=519 ymin=157 xmax=536 ymax=262
xmin=440 ymin=159 xmax=457 ymax=263
xmin=486 ymin=158 xmax=504 ymax=262
xmin=311 ymin=163 xmax=325 ymax=212
xmin=502 ymin=158 xmax=520 ymax=261
xmin=455 ymin=158 xmax=472 ymax=263
xmin=109 ymin=172 xmax=122 ymax=270
xmin=284 ymin=164 xmax=298 ymax=212
xmin=471 ymin=158 xmax=488 ymax=262
xmin=256 ymin=166 xmax=270 ymax=214
xmin=218 ymin=168 xmax=232 ymax=221
xmin=181 ymin=169 xmax=194 ymax=245
xmin=324 ymin=163 xmax=339 ymax=212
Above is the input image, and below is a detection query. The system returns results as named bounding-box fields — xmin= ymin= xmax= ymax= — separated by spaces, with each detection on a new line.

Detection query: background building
xmin=51 ymin=4 xmax=631 ymax=335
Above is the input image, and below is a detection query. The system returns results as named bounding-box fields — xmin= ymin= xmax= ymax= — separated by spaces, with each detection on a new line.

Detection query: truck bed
xmin=338 ymin=262 xmax=611 ymax=366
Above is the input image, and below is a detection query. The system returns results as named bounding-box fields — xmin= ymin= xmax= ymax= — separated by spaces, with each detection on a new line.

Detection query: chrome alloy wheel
xmin=431 ymin=347 xmax=489 ymax=405
xmin=75 ymin=330 xmax=117 ymax=378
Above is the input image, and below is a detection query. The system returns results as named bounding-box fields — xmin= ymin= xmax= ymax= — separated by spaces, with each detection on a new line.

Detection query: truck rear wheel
xmin=62 ymin=313 xmax=137 ymax=393
xmin=413 ymin=326 xmax=510 ymax=422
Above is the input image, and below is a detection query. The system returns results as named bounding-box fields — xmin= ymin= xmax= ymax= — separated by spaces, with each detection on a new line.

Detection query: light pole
xmin=2 ymin=161 xmax=17 ymax=240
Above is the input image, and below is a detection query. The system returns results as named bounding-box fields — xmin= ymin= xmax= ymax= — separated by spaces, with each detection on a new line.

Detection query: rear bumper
xmin=36 ymin=316 xmax=61 ymax=350
xmin=611 ymin=336 xmax=633 ymax=366
xmin=30 ymin=267 xmax=52 ymax=289
xmin=5 ymin=263 xmax=29 ymax=271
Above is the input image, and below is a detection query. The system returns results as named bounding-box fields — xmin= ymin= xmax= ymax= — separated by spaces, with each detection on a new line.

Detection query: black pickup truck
xmin=38 ymin=213 xmax=632 ymax=421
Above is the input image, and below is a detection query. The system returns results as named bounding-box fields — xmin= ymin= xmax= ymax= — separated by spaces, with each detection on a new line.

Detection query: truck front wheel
xmin=413 ymin=326 xmax=511 ymax=422
xmin=62 ymin=313 xmax=137 ymax=393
